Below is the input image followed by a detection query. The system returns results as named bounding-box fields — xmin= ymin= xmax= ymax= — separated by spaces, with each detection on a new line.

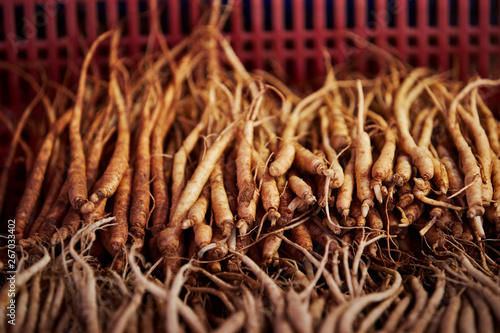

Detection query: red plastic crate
xmin=0 ymin=0 xmax=499 ymax=113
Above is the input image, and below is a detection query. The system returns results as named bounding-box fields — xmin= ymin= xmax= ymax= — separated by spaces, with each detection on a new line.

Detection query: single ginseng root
xmin=252 ymin=149 xmax=281 ymax=225
xmin=157 ymin=123 xmax=238 ymax=262
xmin=368 ymin=110 xmax=396 ymax=203
xmin=104 ymin=166 xmax=133 ymax=256
xmin=337 ymin=153 xmax=356 ymax=218
xmin=210 ymin=160 xmax=235 ymax=237
xmin=393 ymin=154 xmax=412 ymax=187
xmin=236 ymin=101 xmax=258 ymax=208
xmin=182 ymin=186 xmax=210 ymax=230
xmin=355 ymin=81 xmax=375 ymax=217
xmin=14 ymin=111 xmax=71 ymax=238
xmin=88 ymin=30 xmax=131 ymax=206
xmin=437 ymin=144 xmax=464 ymax=192
xmin=170 ymin=107 xmax=208 ymax=217
xmin=319 ymin=106 xmax=344 ymax=189
xmin=394 ymin=69 xmax=435 ymax=180
xmin=288 ymin=171 xmax=317 ymax=206
xmin=293 ymin=142 xmax=334 ymax=178
xmin=416 ymin=107 xmax=450 ymax=194
xmin=129 ymin=95 xmax=156 ymax=251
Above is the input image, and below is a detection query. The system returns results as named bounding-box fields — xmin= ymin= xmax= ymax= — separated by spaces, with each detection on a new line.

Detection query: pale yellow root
xmin=158 ymin=123 xmax=237 ymax=255
xmin=210 ymin=160 xmax=234 ymax=237
xmin=324 ymin=76 xmax=351 ymax=151
xmin=293 ymin=143 xmax=333 ymax=178
xmin=129 ymin=94 xmax=156 ymax=251
xmin=430 ymin=154 xmax=450 ymax=195
xmin=350 ymin=198 xmax=366 ymax=227
xmin=337 ymin=154 xmax=356 ymax=218
xmin=269 ymin=82 xmax=338 ymax=177
xmin=393 ymin=154 xmax=412 ymax=186
xmin=412 ymin=178 xmax=462 ymax=210
xmin=319 ymin=107 xmax=344 ymax=188
xmin=368 ymin=111 xmax=396 ymax=203
xmin=89 ymin=32 xmax=134 ymax=205
xmin=261 ymin=227 xmax=283 ymax=265
xmin=317 ymin=174 xmax=335 ymax=208
xmin=170 ymin=110 xmax=208 ymax=218
xmin=170 ymin=124 xmax=237 ymax=228
xmin=68 ymin=31 xmax=113 ymax=211
xmin=477 ymin=95 xmax=500 ymax=155
xmin=411 ymin=107 xmax=431 ymax=142
xmin=457 ymin=105 xmax=493 ymax=204
xmin=416 ymin=107 xmax=438 ymax=148
xmin=394 ymin=70 xmax=435 ymax=180
xmin=415 ymin=107 xmax=450 ymax=194
xmin=182 ymin=186 xmax=211 ymax=229
xmin=329 ymin=104 xmax=352 ymax=152
xmin=237 ymin=118 xmax=257 ymax=207
xmin=437 ymin=145 xmax=464 ymax=192
xmin=236 ymin=188 xmax=259 ymax=235
xmin=193 ymin=220 xmax=213 ymax=249
xmin=355 ymin=81 xmax=374 ymax=217
xmin=250 ymin=149 xmax=281 ymax=224
xmin=269 ymin=142 xmax=295 ymax=178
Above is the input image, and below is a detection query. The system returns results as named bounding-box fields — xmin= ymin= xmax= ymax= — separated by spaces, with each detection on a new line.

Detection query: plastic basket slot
xmin=0 ymin=0 xmax=498 ymax=113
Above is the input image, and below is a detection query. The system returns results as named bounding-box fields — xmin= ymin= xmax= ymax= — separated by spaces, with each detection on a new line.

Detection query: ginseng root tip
xmin=374 ymin=185 xmax=383 ymax=203
xmin=472 ymin=216 xmax=485 ymax=239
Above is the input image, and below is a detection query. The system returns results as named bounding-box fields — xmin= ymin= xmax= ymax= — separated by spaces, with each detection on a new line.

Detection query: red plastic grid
xmin=0 ymin=0 xmax=499 ymax=113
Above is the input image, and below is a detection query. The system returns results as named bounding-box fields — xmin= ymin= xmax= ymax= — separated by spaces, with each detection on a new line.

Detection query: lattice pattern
xmin=0 ymin=0 xmax=499 ymax=112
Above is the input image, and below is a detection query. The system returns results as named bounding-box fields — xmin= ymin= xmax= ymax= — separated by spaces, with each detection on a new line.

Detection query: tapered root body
xmin=269 ymin=143 xmax=295 ymax=178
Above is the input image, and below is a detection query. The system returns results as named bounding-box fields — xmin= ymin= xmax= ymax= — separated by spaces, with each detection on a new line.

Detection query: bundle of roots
xmin=1 ymin=4 xmax=499 ymax=332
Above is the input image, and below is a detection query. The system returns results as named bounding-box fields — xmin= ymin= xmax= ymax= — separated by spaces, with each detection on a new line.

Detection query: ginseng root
xmin=355 ymin=81 xmax=375 ymax=217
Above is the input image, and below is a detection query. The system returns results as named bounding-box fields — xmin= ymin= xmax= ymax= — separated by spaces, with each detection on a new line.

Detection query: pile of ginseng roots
xmin=1 ymin=11 xmax=500 ymax=333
